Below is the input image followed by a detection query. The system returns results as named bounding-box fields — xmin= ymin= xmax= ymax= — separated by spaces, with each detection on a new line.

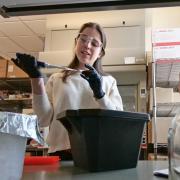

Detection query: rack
xmin=0 ymin=78 xmax=31 ymax=92
xmin=0 ymin=78 xmax=32 ymax=112
xmin=156 ymin=60 xmax=180 ymax=90
xmin=0 ymin=98 xmax=32 ymax=108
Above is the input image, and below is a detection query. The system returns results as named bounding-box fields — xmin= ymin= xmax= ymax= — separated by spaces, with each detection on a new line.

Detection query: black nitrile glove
xmin=80 ymin=64 xmax=105 ymax=99
xmin=11 ymin=53 xmax=42 ymax=78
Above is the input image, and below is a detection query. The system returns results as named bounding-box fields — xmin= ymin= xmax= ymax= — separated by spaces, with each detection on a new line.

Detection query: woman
xmin=12 ymin=22 xmax=123 ymax=160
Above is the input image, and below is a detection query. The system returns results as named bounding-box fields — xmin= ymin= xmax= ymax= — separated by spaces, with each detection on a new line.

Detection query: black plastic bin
xmin=57 ymin=109 xmax=149 ymax=172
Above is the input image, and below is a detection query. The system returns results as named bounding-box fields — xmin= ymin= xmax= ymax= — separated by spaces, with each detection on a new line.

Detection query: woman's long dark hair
xmin=62 ymin=22 xmax=107 ymax=82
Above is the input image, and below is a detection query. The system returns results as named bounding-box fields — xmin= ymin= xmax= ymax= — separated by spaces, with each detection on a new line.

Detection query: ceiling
xmin=0 ymin=14 xmax=47 ymax=60
xmin=0 ymin=9 xmax=146 ymax=61
xmin=0 ymin=8 xmax=179 ymax=89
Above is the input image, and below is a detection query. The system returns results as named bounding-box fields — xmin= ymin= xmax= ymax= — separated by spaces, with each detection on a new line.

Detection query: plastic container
xmin=57 ymin=109 xmax=149 ymax=172
xmin=24 ymin=156 xmax=60 ymax=165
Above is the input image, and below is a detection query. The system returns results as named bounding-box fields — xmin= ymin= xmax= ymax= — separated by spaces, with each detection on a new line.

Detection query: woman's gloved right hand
xmin=80 ymin=64 xmax=105 ymax=99
xmin=11 ymin=53 xmax=42 ymax=78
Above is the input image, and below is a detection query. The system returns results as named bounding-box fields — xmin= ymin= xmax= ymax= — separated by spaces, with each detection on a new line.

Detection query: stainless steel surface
xmin=152 ymin=59 xmax=158 ymax=160
xmin=168 ymin=128 xmax=175 ymax=180
xmin=22 ymin=161 xmax=169 ymax=180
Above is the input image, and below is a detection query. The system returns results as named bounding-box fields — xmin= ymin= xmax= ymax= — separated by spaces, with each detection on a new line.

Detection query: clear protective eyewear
xmin=77 ymin=33 xmax=103 ymax=48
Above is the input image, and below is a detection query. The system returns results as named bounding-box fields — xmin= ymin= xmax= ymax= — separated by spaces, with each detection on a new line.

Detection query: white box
xmin=124 ymin=57 xmax=136 ymax=64
xmin=135 ymin=58 xmax=145 ymax=63
xmin=173 ymin=92 xmax=180 ymax=102
xmin=0 ymin=133 xmax=27 ymax=180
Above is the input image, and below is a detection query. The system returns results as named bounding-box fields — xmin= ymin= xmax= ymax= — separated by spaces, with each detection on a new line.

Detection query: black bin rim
xmin=57 ymin=109 xmax=150 ymax=122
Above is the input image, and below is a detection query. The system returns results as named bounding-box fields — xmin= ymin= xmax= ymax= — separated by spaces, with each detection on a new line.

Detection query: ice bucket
xmin=57 ymin=109 xmax=149 ymax=172
xmin=0 ymin=111 xmax=44 ymax=180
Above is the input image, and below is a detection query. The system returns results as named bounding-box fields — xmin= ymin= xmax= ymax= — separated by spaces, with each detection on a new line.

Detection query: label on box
xmin=124 ymin=57 xmax=135 ymax=64
xmin=8 ymin=65 xmax=14 ymax=72
xmin=152 ymin=28 xmax=180 ymax=61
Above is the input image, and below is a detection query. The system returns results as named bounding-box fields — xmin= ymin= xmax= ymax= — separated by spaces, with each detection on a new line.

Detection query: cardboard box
xmin=7 ymin=61 xmax=28 ymax=78
xmin=148 ymin=153 xmax=168 ymax=160
xmin=22 ymin=108 xmax=34 ymax=115
xmin=151 ymin=117 xmax=172 ymax=144
xmin=0 ymin=59 xmax=7 ymax=78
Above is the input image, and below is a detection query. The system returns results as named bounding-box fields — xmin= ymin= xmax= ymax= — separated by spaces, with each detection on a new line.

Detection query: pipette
xmin=37 ymin=61 xmax=83 ymax=72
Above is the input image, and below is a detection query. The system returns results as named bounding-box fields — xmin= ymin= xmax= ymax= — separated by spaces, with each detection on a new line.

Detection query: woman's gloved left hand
xmin=80 ymin=64 xmax=105 ymax=99
xmin=11 ymin=53 xmax=42 ymax=78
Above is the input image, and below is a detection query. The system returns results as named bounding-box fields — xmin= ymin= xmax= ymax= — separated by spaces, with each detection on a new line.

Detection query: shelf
xmin=155 ymin=102 xmax=180 ymax=117
xmin=0 ymin=98 xmax=32 ymax=109
xmin=0 ymin=78 xmax=31 ymax=92
xmin=103 ymin=63 xmax=147 ymax=72
xmin=148 ymin=61 xmax=180 ymax=90
xmin=26 ymin=145 xmax=48 ymax=156
xmin=155 ymin=61 xmax=180 ymax=90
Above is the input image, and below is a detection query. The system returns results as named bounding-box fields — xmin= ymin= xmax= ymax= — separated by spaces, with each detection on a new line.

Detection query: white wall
xmin=42 ymin=26 xmax=145 ymax=65
xmin=46 ymin=10 xmax=145 ymax=30
xmin=42 ymin=7 xmax=180 ymax=60
xmin=40 ymin=10 xmax=145 ymax=68
xmin=152 ymin=7 xmax=180 ymax=28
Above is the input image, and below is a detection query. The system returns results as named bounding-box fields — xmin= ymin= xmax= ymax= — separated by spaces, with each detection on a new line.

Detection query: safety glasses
xmin=77 ymin=33 xmax=103 ymax=48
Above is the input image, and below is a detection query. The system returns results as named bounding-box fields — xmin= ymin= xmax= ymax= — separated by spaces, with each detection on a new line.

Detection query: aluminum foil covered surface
xmin=0 ymin=111 xmax=44 ymax=145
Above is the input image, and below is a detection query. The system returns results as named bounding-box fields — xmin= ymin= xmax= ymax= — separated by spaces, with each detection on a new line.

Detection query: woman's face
xmin=75 ymin=27 xmax=103 ymax=69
